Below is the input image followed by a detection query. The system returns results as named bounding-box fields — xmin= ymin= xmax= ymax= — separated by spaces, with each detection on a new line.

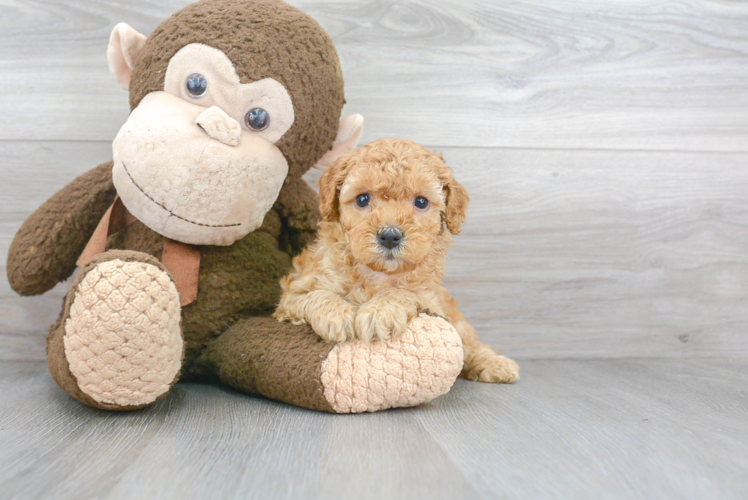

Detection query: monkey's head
xmin=107 ymin=0 xmax=363 ymax=246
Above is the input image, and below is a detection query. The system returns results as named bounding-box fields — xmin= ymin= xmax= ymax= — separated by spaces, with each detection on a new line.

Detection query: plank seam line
xmin=1 ymin=138 xmax=746 ymax=155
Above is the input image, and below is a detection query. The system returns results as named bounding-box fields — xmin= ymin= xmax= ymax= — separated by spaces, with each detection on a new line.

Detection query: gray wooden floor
xmin=1 ymin=359 xmax=746 ymax=500
xmin=1 ymin=0 xmax=748 ymax=499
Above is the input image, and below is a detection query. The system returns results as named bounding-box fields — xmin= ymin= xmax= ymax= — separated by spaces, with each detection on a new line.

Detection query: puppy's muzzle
xmin=377 ymin=226 xmax=404 ymax=250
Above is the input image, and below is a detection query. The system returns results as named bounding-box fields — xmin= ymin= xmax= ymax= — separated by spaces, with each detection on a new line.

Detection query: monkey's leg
xmin=47 ymin=250 xmax=183 ymax=411
xmin=204 ymin=314 xmax=464 ymax=413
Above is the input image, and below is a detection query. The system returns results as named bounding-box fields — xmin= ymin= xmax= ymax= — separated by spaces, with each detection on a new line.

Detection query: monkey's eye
xmin=186 ymin=73 xmax=208 ymax=98
xmin=245 ymin=108 xmax=270 ymax=131
xmin=414 ymin=196 xmax=429 ymax=209
xmin=355 ymin=193 xmax=370 ymax=208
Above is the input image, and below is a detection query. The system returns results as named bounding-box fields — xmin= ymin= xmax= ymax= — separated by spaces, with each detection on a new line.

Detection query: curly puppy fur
xmin=274 ymin=138 xmax=519 ymax=383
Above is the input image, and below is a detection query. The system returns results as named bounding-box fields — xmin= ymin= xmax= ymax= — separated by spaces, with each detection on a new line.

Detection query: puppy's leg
xmin=274 ymin=290 xmax=356 ymax=342
xmin=445 ymin=299 xmax=519 ymax=383
xmin=355 ymin=289 xmax=419 ymax=342
xmin=462 ymin=341 xmax=520 ymax=383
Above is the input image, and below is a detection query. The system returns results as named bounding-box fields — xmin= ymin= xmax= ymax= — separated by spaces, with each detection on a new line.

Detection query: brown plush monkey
xmin=7 ymin=0 xmax=463 ymax=413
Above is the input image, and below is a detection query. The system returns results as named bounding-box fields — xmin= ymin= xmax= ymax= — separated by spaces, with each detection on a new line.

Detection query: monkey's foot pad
xmin=320 ymin=314 xmax=463 ymax=413
xmin=63 ymin=259 xmax=183 ymax=407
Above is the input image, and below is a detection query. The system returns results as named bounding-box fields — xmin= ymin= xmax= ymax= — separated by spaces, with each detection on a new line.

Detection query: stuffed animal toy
xmin=6 ymin=0 xmax=464 ymax=413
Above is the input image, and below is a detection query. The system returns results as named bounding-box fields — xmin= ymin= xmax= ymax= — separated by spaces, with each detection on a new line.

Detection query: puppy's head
xmin=319 ymin=138 xmax=469 ymax=273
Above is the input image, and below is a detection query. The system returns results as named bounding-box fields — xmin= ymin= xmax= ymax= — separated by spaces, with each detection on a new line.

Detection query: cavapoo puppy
xmin=274 ymin=138 xmax=519 ymax=383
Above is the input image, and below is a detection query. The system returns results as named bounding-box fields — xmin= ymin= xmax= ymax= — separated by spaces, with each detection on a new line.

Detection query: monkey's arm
xmin=7 ymin=161 xmax=117 ymax=296
xmin=274 ymin=176 xmax=321 ymax=256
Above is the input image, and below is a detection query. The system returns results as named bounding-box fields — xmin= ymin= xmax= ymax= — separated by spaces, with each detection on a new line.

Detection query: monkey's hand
xmin=354 ymin=289 xmax=419 ymax=342
xmin=7 ymin=162 xmax=116 ymax=296
xmin=274 ymin=177 xmax=321 ymax=256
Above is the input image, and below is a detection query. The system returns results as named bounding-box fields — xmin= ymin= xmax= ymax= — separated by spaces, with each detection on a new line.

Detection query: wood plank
xmin=0 ymin=0 xmax=747 ymax=150
xmin=416 ymin=358 xmax=748 ymax=500
xmin=1 ymin=359 xmax=746 ymax=499
xmin=3 ymin=141 xmax=748 ymax=359
xmin=0 ymin=361 xmax=479 ymax=500
xmin=440 ymin=146 xmax=748 ymax=359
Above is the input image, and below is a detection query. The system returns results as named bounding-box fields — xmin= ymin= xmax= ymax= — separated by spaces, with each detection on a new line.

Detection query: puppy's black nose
xmin=377 ymin=226 xmax=404 ymax=249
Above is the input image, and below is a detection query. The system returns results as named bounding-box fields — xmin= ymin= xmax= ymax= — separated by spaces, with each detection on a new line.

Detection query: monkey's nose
xmin=195 ymin=106 xmax=242 ymax=147
xmin=377 ymin=226 xmax=404 ymax=250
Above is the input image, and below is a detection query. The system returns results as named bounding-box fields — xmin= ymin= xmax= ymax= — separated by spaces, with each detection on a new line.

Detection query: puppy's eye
xmin=245 ymin=108 xmax=270 ymax=131
xmin=414 ymin=196 xmax=429 ymax=209
xmin=186 ymin=73 xmax=208 ymax=98
xmin=355 ymin=193 xmax=370 ymax=208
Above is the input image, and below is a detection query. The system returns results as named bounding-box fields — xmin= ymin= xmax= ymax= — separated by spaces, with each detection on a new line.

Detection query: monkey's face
xmin=112 ymin=44 xmax=294 ymax=246
xmin=107 ymin=0 xmax=362 ymax=245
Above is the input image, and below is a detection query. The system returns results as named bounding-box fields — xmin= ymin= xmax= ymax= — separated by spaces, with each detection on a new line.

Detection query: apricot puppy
xmin=274 ymin=138 xmax=519 ymax=383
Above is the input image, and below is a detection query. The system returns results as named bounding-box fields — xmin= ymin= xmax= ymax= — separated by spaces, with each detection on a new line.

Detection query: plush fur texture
xmin=129 ymin=0 xmax=345 ymax=182
xmin=7 ymin=162 xmax=117 ymax=296
xmin=113 ymin=41 xmax=299 ymax=245
xmin=203 ymin=316 xmax=338 ymax=412
xmin=275 ymin=139 xmax=520 ymax=383
xmin=104 ymin=205 xmax=297 ymax=378
xmin=112 ymin=91 xmax=290 ymax=245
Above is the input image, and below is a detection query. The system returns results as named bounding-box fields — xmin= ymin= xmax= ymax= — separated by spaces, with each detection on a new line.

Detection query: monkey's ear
xmin=314 ymin=114 xmax=364 ymax=170
xmin=107 ymin=23 xmax=147 ymax=91
xmin=442 ymin=161 xmax=470 ymax=235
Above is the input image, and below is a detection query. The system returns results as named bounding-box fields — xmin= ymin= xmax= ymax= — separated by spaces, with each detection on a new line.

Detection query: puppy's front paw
xmin=466 ymin=354 xmax=520 ymax=384
xmin=312 ymin=305 xmax=356 ymax=342
xmin=355 ymin=300 xmax=417 ymax=342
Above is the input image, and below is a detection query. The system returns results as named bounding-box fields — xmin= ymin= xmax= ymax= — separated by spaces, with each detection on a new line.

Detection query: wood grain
xmin=415 ymin=358 xmax=748 ymax=500
xmin=1 ymin=359 xmax=746 ymax=500
xmin=439 ymin=147 xmax=748 ymax=359
xmin=0 ymin=0 xmax=747 ymax=150
xmin=4 ymin=141 xmax=748 ymax=360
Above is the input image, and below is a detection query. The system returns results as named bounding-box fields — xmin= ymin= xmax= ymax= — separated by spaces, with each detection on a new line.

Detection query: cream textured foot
xmin=63 ymin=258 xmax=183 ymax=407
xmin=320 ymin=314 xmax=463 ymax=413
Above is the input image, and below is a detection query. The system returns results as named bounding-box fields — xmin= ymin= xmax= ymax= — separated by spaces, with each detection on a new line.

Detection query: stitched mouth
xmin=121 ymin=162 xmax=241 ymax=228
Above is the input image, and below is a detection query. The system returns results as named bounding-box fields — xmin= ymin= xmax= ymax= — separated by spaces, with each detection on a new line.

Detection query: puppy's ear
xmin=441 ymin=157 xmax=470 ymax=234
xmin=318 ymin=153 xmax=353 ymax=222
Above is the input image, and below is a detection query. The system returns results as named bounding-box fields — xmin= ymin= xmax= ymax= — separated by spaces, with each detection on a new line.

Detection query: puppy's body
xmin=275 ymin=139 xmax=519 ymax=383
